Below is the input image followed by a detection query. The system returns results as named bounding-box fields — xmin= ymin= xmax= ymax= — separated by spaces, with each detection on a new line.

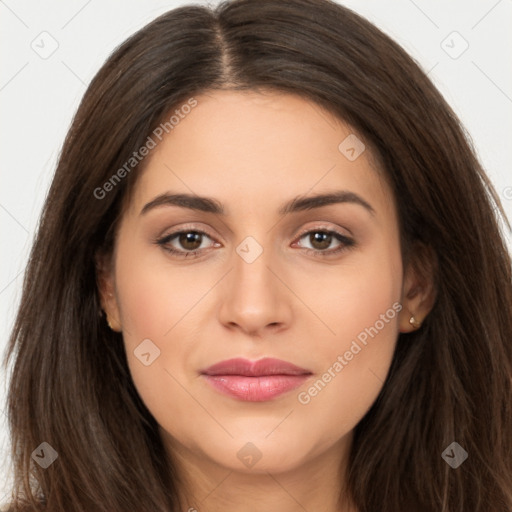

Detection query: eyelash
xmin=154 ymin=225 xmax=355 ymax=259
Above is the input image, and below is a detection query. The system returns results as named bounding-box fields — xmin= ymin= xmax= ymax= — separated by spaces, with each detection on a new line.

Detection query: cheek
xmin=114 ymin=237 xmax=210 ymax=342
xmin=297 ymin=296 xmax=400 ymax=438
xmin=297 ymin=243 xmax=402 ymax=428
xmin=112 ymin=241 xmax=211 ymax=433
xmin=306 ymin=238 xmax=402 ymax=348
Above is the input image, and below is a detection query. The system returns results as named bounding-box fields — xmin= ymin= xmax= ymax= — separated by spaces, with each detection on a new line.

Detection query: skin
xmin=98 ymin=90 xmax=436 ymax=512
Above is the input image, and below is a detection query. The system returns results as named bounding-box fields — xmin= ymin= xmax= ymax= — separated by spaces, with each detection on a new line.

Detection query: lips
xmin=202 ymin=357 xmax=311 ymax=377
xmin=200 ymin=357 xmax=313 ymax=401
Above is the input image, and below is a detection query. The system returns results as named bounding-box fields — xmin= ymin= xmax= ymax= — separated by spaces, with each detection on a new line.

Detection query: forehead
xmin=128 ymin=89 xmax=393 ymax=220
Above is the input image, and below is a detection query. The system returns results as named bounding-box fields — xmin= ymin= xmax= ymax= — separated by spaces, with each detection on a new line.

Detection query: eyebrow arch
xmin=139 ymin=190 xmax=375 ymax=217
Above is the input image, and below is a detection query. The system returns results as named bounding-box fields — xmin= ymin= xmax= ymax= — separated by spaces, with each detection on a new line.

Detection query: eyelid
xmin=158 ymin=223 xmax=219 ymax=243
xmin=293 ymin=222 xmax=352 ymax=239
xmin=159 ymin=221 xmax=351 ymax=240
xmin=155 ymin=222 xmax=355 ymax=257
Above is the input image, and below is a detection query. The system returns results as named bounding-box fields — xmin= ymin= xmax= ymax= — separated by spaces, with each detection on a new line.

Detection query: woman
xmin=3 ymin=0 xmax=512 ymax=510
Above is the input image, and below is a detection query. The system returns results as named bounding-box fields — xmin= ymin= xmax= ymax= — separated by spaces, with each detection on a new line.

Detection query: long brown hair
xmin=3 ymin=0 xmax=512 ymax=510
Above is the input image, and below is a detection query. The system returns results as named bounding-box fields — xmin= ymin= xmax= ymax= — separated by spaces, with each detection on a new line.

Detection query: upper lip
xmin=201 ymin=357 xmax=312 ymax=377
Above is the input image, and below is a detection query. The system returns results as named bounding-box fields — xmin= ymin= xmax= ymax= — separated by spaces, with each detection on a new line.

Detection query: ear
xmin=398 ymin=242 xmax=438 ymax=333
xmin=95 ymin=248 xmax=122 ymax=332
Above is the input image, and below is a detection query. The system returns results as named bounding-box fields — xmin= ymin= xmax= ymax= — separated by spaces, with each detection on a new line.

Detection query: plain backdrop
xmin=1 ymin=0 xmax=511 ymax=501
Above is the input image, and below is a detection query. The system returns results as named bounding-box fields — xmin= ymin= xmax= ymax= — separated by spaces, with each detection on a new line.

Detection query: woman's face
xmin=101 ymin=90 xmax=419 ymax=478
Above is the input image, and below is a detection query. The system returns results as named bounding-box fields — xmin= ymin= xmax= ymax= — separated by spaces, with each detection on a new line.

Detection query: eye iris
xmin=179 ymin=232 xmax=202 ymax=250
xmin=310 ymin=232 xmax=332 ymax=250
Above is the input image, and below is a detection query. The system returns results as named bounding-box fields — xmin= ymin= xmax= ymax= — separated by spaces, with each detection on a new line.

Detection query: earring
xmin=101 ymin=293 xmax=115 ymax=328
xmin=409 ymin=316 xmax=421 ymax=329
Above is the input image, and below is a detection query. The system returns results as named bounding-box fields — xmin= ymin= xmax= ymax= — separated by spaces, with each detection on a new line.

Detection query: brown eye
xmin=155 ymin=229 xmax=217 ymax=257
xmin=177 ymin=232 xmax=203 ymax=251
xmin=308 ymin=231 xmax=333 ymax=250
xmin=294 ymin=228 xmax=355 ymax=257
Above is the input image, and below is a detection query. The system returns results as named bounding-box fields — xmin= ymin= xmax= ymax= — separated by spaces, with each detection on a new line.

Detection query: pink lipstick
xmin=200 ymin=357 xmax=312 ymax=401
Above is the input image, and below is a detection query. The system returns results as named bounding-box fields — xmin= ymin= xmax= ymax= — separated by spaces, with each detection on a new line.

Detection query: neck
xmin=161 ymin=430 xmax=358 ymax=512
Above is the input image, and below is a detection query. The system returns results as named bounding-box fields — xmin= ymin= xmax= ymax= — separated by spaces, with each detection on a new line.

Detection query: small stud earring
xmin=409 ymin=316 xmax=421 ymax=329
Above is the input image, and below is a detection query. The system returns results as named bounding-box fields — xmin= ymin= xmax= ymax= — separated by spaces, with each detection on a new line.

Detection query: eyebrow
xmin=139 ymin=190 xmax=375 ymax=217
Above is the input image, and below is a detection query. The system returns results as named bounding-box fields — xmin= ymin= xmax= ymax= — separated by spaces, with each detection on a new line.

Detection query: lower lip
xmin=202 ymin=374 xmax=311 ymax=401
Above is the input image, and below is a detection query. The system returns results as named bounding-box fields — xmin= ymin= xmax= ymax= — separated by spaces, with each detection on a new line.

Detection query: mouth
xmin=200 ymin=357 xmax=313 ymax=402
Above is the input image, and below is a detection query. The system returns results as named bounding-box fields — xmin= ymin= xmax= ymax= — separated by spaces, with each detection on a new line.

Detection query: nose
xmin=218 ymin=240 xmax=293 ymax=337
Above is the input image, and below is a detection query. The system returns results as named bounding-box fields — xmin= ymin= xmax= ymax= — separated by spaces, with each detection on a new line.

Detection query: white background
xmin=1 ymin=0 xmax=511 ymax=502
